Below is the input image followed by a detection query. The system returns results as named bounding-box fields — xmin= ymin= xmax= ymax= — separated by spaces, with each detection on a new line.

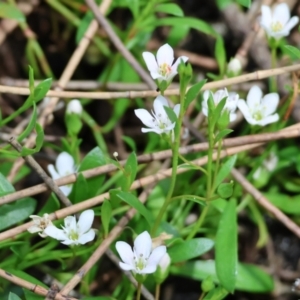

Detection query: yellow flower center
xmin=253 ymin=111 xmax=263 ymax=121
xmin=159 ymin=63 xmax=172 ymax=77
xmin=271 ymin=21 xmax=283 ymax=32
xmin=68 ymin=229 xmax=79 ymax=241
xmin=135 ymin=254 xmax=147 ymax=271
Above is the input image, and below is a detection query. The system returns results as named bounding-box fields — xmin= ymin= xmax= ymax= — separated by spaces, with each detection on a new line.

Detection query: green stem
xmin=151 ymin=92 xmax=186 ymax=236
xmin=155 ymin=284 xmax=161 ymax=300
xmin=211 ymin=140 xmax=223 ymax=192
xmin=270 ymin=45 xmax=277 ymax=92
xmin=136 ymin=283 xmax=142 ymax=300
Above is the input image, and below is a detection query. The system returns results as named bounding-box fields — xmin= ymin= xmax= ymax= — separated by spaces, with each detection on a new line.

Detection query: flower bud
xmin=66 ymin=99 xmax=83 ymax=115
xmin=227 ymin=58 xmax=242 ymax=77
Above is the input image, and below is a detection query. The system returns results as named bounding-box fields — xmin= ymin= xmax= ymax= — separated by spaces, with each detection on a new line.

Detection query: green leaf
xmin=171 ymin=260 xmax=274 ymax=292
xmin=215 ymin=155 xmax=237 ymax=187
xmin=163 ymin=105 xmax=177 ymax=123
xmin=0 ymin=172 xmax=14 ymax=196
xmin=156 ymin=17 xmax=218 ymax=38
xmin=215 ymin=199 xmax=237 ymax=292
xmin=211 ymin=97 xmax=226 ymax=127
xmin=185 ymin=80 xmax=206 ymax=110
xmin=23 ymin=290 xmax=44 ymax=300
xmin=216 ymin=0 xmax=232 ymax=9
xmin=0 ymin=197 xmax=36 ymax=231
xmin=0 ymin=3 xmax=25 ymax=22
xmin=110 ymin=190 xmax=154 ymax=227
xmin=263 ymin=192 xmax=300 ymax=215
xmin=217 ymin=182 xmax=234 ymax=199
xmin=203 ymin=286 xmax=228 ymax=300
xmin=236 ymin=0 xmax=251 ymax=8
xmin=214 ymin=129 xmax=233 ymax=144
xmin=20 ymin=123 xmax=44 ymax=155
xmin=8 ymin=292 xmax=22 ymax=300
xmin=28 ymin=66 xmax=35 ymax=94
xmin=119 ymin=152 xmax=137 ymax=191
xmin=215 ymin=36 xmax=226 ymax=76
xmin=155 ymin=3 xmax=184 ymax=17
xmin=33 ymin=78 xmax=52 ymax=102
xmin=78 ymin=146 xmax=106 ymax=197
xmin=17 ymin=103 xmax=37 ymax=143
xmin=101 ymin=199 xmax=112 ymax=237
xmin=168 ymin=238 xmax=214 ymax=263
xmin=39 ymin=193 xmax=60 ymax=215
xmin=65 ymin=113 xmax=82 ymax=136
xmin=72 ymin=173 xmax=89 ymax=203
xmin=76 ymin=11 xmax=93 ymax=44
xmin=284 ymin=45 xmax=300 ymax=59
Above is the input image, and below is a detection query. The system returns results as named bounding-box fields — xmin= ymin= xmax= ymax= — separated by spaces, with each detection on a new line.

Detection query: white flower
xmin=227 ymin=58 xmax=242 ymax=76
xmin=47 ymin=152 xmax=75 ymax=196
xmin=44 ymin=210 xmax=95 ymax=245
xmin=134 ymin=95 xmax=180 ymax=135
xmin=260 ymin=3 xmax=299 ymax=39
xmin=202 ymin=88 xmax=239 ymax=122
xmin=142 ymin=43 xmax=188 ymax=82
xmin=237 ymin=85 xmax=279 ymax=126
xmin=66 ymin=99 xmax=83 ymax=115
xmin=27 ymin=213 xmax=52 ymax=238
xmin=116 ymin=231 xmax=167 ymax=274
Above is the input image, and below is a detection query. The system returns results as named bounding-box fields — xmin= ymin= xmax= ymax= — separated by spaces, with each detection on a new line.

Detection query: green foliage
xmin=168 ymin=238 xmax=214 ymax=263
xmin=171 ymin=260 xmax=274 ymax=292
xmin=155 ymin=3 xmax=184 ymax=17
xmin=203 ymin=286 xmax=228 ymax=300
xmin=185 ymin=80 xmax=207 ymax=110
xmin=101 ymin=199 xmax=112 ymax=237
xmin=215 ymin=199 xmax=237 ymax=292
xmin=8 ymin=292 xmax=22 ymax=300
xmin=0 ymin=3 xmax=25 ymax=22
xmin=119 ymin=152 xmax=138 ymax=191
xmin=215 ymin=155 xmax=237 ymax=187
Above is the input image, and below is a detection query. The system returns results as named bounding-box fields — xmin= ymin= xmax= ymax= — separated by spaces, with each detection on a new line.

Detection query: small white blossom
xmin=66 ymin=99 xmax=83 ymax=115
xmin=134 ymin=95 xmax=180 ymax=135
xmin=142 ymin=43 xmax=188 ymax=82
xmin=227 ymin=58 xmax=242 ymax=76
xmin=260 ymin=3 xmax=299 ymax=39
xmin=47 ymin=152 xmax=75 ymax=196
xmin=44 ymin=210 xmax=95 ymax=245
xmin=116 ymin=231 xmax=166 ymax=274
xmin=237 ymin=85 xmax=279 ymax=126
xmin=202 ymin=88 xmax=239 ymax=122
xmin=27 ymin=213 xmax=52 ymax=238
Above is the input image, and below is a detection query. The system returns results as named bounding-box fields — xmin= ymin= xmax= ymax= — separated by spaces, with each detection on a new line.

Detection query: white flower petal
xmin=247 ymin=86 xmax=262 ymax=109
xmin=27 ymin=225 xmax=42 ymax=234
xmin=229 ymin=112 xmax=237 ymax=122
xmin=78 ymin=229 xmax=95 ymax=244
xmin=134 ymin=231 xmax=152 ymax=259
xmin=44 ymin=225 xmax=67 ymax=241
xmin=273 ymin=3 xmax=290 ymax=25
xmin=261 ymin=5 xmax=272 ymax=28
xmin=156 ymin=44 xmax=174 ymax=66
xmin=64 ymin=215 xmax=77 ymax=231
xmin=171 ymin=56 xmax=189 ymax=75
xmin=56 ymin=152 xmax=74 ymax=176
xmin=139 ymin=265 xmax=157 ymax=274
xmin=134 ymin=109 xmax=156 ymax=128
xmin=142 ymin=52 xmax=158 ymax=73
xmin=173 ymin=104 xmax=180 ymax=117
xmin=147 ymin=245 xmax=166 ymax=266
xmin=153 ymin=96 xmax=169 ymax=119
xmin=284 ymin=16 xmax=299 ymax=33
xmin=59 ymin=184 xmax=72 ymax=196
xmin=77 ymin=210 xmax=94 ymax=234
xmin=119 ymin=262 xmax=135 ymax=271
xmin=257 ymin=113 xmax=279 ymax=126
xmin=141 ymin=127 xmax=163 ymax=134
xmin=47 ymin=164 xmax=60 ymax=180
xmin=150 ymin=71 xmax=163 ymax=80
xmin=237 ymin=100 xmax=255 ymax=124
xmin=261 ymin=93 xmax=279 ymax=116
xmin=116 ymin=241 xmax=135 ymax=266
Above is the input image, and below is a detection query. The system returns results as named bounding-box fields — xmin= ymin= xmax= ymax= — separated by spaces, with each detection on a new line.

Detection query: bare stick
xmin=8 ymin=137 xmax=72 ymax=207
xmin=1 ymin=62 xmax=300 ymax=99
xmin=0 ymin=268 xmax=77 ymax=300
xmin=231 ymin=168 xmax=300 ymax=238
xmin=0 ymin=142 xmax=262 ymax=242
xmin=1 ymin=124 xmax=299 ymax=205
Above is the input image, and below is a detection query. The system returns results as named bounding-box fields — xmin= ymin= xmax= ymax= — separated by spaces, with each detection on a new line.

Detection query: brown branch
xmin=1 ymin=124 xmax=299 ymax=205
xmin=0 ymin=268 xmax=77 ymax=300
xmin=8 ymin=137 xmax=72 ymax=207
xmin=231 ymin=168 xmax=300 ymax=238
xmin=1 ymin=63 xmax=300 ymax=99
